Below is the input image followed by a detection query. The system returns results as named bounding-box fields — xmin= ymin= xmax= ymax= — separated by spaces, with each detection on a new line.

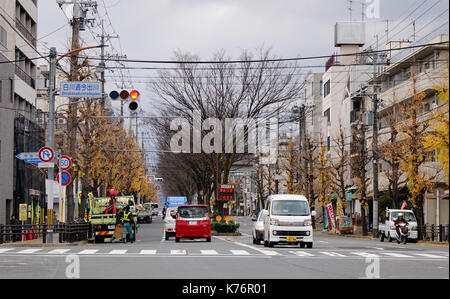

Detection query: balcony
xmin=15 ymin=18 xmax=37 ymax=47
xmin=15 ymin=64 xmax=35 ymax=88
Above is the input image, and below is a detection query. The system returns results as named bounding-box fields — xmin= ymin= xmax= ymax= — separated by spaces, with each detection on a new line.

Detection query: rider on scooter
xmin=394 ymin=213 xmax=408 ymax=238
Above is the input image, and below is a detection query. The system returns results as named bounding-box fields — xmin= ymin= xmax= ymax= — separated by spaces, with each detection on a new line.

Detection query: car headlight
xmin=303 ymin=219 xmax=312 ymax=226
xmin=256 ymin=226 xmax=264 ymax=231
xmin=273 ymin=230 xmax=278 ymax=235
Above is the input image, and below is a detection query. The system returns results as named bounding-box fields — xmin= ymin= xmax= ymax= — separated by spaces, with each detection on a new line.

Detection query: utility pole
xmin=372 ymin=52 xmax=379 ymax=237
xmin=98 ymin=20 xmax=118 ymax=109
xmin=47 ymin=47 xmax=57 ymax=243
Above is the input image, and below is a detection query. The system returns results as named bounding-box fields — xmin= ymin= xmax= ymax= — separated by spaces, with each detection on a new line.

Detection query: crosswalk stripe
xmin=0 ymin=249 xmax=13 ymax=253
xmin=17 ymin=249 xmax=42 ymax=254
xmin=414 ymin=253 xmax=447 ymax=259
xmin=260 ymin=250 xmax=280 ymax=256
xmin=380 ymin=253 xmax=412 ymax=258
xmin=47 ymin=249 xmax=71 ymax=254
xmin=321 ymin=251 xmax=347 ymax=257
xmin=230 ymin=250 xmax=251 ymax=255
xmin=78 ymin=249 xmax=99 ymax=255
xmin=109 ymin=250 xmax=127 ymax=255
xmin=289 ymin=251 xmax=315 ymax=257
xmin=351 ymin=252 xmax=379 ymax=258
xmin=170 ymin=250 xmax=186 ymax=255
xmin=200 ymin=250 xmax=218 ymax=255
xmin=139 ymin=250 xmax=157 ymax=255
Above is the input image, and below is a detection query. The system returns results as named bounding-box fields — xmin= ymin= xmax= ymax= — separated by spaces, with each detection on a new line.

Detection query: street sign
xmin=155 ymin=185 xmax=161 ymax=191
xmin=38 ymin=162 xmax=54 ymax=168
xmin=38 ymin=146 xmax=54 ymax=163
xmin=218 ymin=184 xmax=235 ymax=201
xmin=146 ymin=175 xmax=155 ymax=184
xmin=60 ymin=81 xmax=102 ymax=98
xmin=57 ymin=171 xmax=71 ymax=187
xmin=19 ymin=204 xmax=27 ymax=221
xmin=58 ymin=155 xmax=72 ymax=170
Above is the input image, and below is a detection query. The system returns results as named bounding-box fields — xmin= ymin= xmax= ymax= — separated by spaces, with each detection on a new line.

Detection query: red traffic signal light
xmin=130 ymin=90 xmax=140 ymax=100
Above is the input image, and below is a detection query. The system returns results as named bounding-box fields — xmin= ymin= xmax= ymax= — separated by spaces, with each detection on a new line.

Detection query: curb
xmin=0 ymin=240 xmax=89 ymax=248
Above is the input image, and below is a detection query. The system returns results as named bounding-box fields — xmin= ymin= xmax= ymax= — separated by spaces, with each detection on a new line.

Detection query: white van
xmin=263 ymin=195 xmax=315 ymax=248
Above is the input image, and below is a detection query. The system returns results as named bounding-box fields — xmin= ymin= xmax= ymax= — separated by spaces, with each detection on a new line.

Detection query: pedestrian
xmin=120 ymin=205 xmax=135 ymax=243
xmin=110 ymin=208 xmax=124 ymax=243
xmin=9 ymin=215 xmax=20 ymax=242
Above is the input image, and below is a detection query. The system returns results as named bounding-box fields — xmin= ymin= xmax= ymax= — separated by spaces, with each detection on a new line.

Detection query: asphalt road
xmin=0 ymin=216 xmax=448 ymax=279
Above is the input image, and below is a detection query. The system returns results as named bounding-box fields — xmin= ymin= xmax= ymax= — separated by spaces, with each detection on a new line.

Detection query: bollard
xmin=0 ymin=224 xmax=3 ymax=245
xmin=439 ymin=224 xmax=443 ymax=242
xmin=431 ymin=224 xmax=435 ymax=241
xmin=42 ymin=225 xmax=47 ymax=244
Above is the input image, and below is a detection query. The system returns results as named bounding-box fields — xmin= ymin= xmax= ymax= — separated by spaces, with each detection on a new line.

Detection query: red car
xmin=175 ymin=205 xmax=211 ymax=242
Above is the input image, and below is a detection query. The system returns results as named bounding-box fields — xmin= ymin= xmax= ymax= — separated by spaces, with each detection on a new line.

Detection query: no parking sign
xmin=57 ymin=171 xmax=72 ymax=187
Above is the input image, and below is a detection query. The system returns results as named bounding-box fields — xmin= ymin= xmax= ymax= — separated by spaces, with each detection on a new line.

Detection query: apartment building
xmin=0 ymin=0 xmax=44 ymax=225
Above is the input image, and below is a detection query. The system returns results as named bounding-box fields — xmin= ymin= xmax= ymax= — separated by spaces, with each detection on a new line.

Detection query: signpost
xmin=60 ymin=81 xmax=102 ymax=98
xmin=38 ymin=146 xmax=54 ymax=163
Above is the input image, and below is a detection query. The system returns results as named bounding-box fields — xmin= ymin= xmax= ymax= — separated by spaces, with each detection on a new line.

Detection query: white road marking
xmin=0 ymin=249 xmax=13 ymax=253
xmin=351 ymin=252 xmax=379 ymax=258
xmin=230 ymin=250 xmax=251 ymax=255
xmin=47 ymin=249 xmax=71 ymax=254
xmin=200 ymin=250 xmax=218 ymax=255
xmin=380 ymin=252 xmax=412 ymax=258
xmin=17 ymin=249 xmax=42 ymax=254
xmin=260 ymin=250 xmax=281 ymax=256
xmin=78 ymin=249 xmax=99 ymax=255
xmin=288 ymin=251 xmax=315 ymax=257
xmin=414 ymin=253 xmax=447 ymax=259
xmin=139 ymin=250 xmax=157 ymax=255
xmin=170 ymin=250 xmax=186 ymax=255
xmin=108 ymin=250 xmax=127 ymax=255
xmin=321 ymin=251 xmax=347 ymax=257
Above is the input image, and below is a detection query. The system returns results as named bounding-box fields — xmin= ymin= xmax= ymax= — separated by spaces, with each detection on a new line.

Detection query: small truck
xmin=137 ymin=203 xmax=153 ymax=223
xmin=378 ymin=209 xmax=418 ymax=243
xmin=90 ymin=196 xmax=138 ymax=243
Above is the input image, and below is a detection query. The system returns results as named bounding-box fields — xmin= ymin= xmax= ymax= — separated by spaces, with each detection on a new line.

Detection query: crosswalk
xmin=0 ymin=247 xmax=447 ymax=259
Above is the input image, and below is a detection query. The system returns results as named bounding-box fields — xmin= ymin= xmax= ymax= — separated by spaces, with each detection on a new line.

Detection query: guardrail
xmin=0 ymin=222 xmax=92 ymax=244
xmin=418 ymin=224 xmax=449 ymax=242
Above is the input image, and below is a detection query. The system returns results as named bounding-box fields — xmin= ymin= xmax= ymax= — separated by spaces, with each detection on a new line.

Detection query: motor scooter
xmin=395 ymin=222 xmax=409 ymax=244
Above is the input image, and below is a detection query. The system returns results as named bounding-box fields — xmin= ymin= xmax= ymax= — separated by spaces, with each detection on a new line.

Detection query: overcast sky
xmin=35 ymin=0 xmax=449 ymax=114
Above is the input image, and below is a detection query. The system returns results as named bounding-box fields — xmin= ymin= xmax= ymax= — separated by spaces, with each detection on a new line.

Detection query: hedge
xmin=211 ymin=220 xmax=240 ymax=233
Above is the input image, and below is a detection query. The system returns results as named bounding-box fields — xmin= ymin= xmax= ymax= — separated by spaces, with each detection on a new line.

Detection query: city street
xmin=0 ymin=217 xmax=448 ymax=279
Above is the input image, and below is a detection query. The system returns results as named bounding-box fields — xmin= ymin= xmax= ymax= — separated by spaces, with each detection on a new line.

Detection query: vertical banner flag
xmin=325 ymin=203 xmax=336 ymax=230
xmin=401 ymin=200 xmax=407 ymax=210
xmin=88 ymin=192 xmax=94 ymax=220
xmin=336 ymin=199 xmax=345 ymax=229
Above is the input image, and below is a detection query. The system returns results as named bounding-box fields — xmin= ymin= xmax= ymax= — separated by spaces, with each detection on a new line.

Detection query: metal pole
xmin=372 ymin=52 xmax=379 ymax=237
xmin=47 ymin=47 xmax=57 ymax=243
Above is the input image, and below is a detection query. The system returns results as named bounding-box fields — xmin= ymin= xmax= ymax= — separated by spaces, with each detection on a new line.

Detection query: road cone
xmin=22 ymin=229 xmax=26 ymax=241
xmin=32 ymin=226 xmax=37 ymax=239
xmin=27 ymin=228 xmax=32 ymax=240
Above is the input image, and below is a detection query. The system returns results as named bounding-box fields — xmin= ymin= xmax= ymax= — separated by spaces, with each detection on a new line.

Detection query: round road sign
xmin=38 ymin=146 xmax=54 ymax=163
xmin=57 ymin=171 xmax=71 ymax=186
xmin=58 ymin=155 xmax=72 ymax=170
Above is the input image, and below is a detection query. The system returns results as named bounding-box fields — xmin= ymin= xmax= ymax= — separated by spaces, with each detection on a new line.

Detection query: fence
xmin=0 ymin=222 xmax=92 ymax=244
xmin=418 ymin=224 xmax=449 ymax=242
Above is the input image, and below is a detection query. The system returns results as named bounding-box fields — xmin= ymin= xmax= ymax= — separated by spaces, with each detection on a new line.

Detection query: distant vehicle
xmin=164 ymin=207 xmax=178 ymax=240
xmin=263 ymin=194 xmax=315 ymax=248
xmin=378 ymin=209 xmax=418 ymax=243
xmin=165 ymin=196 xmax=188 ymax=208
xmin=151 ymin=203 xmax=159 ymax=216
xmin=90 ymin=196 xmax=137 ymax=243
xmin=137 ymin=203 xmax=153 ymax=223
xmin=252 ymin=210 xmax=267 ymax=245
xmin=175 ymin=205 xmax=211 ymax=242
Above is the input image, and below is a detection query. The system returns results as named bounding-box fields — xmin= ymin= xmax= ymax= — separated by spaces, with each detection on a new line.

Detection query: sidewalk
xmin=314 ymin=229 xmax=449 ymax=247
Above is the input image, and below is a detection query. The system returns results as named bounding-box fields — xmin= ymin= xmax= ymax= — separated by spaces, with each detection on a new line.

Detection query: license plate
xmin=189 ymin=221 xmax=197 ymax=225
xmin=108 ymin=225 xmax=115 ymax=230
xmin=286 ymin=236 xmax=297 ymax=242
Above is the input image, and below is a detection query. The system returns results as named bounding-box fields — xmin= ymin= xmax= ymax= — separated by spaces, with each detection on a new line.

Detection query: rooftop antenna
xmin=348 ymin=0 xmax=353 ymax=21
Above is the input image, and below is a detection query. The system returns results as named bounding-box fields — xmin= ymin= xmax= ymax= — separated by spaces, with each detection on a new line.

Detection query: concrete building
xmin=0 ymin=0 xmax=43 ymax=226
xmin=373 ymin=30 xmax=449 ymax=227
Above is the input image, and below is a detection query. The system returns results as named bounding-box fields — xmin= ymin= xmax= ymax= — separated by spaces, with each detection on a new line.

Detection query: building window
xmin=324 ymin=108 xmax=330 ymax=124
xmin=324 ymin=80 xmax=331 ymax=97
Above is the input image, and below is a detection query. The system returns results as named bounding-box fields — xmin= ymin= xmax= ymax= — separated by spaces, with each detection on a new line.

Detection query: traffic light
xmin=109 ymin=89 xmax=140 ymax=111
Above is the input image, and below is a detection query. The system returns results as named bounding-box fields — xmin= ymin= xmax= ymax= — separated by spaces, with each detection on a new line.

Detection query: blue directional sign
xmin=16 ymin=152 xmax=59 ymax=164
xmin=60 ymin=81 xmax=102 ymax=98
